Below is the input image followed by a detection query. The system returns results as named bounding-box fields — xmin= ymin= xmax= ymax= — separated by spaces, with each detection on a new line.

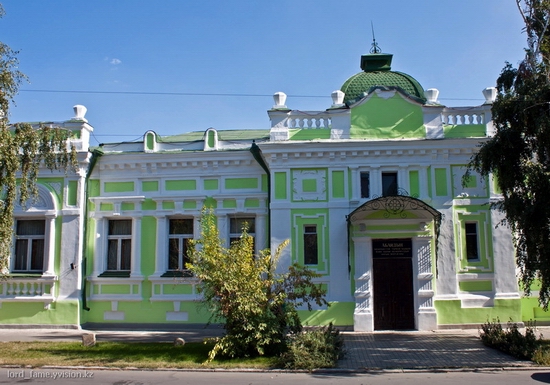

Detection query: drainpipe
xmin=249 ymin=141 xmax=271 ymax=245
xmin=81 ymin=148 xmax=103 ymax=311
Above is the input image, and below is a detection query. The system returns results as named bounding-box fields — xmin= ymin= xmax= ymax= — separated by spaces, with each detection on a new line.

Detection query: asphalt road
xmin=2 ymin=368 xmax=550 ymax=385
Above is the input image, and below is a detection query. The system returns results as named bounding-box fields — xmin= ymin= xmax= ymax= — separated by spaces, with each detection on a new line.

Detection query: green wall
xmin=350 ymin=93 xmax=425 ymax=139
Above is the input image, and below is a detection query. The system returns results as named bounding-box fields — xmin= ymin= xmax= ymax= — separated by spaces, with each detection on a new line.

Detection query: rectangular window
xmin=14 ymin=220 xmax=45 ymax=272
xmin=360 ymin=172 xmax=370 ymax=198
xmin=303 ymin=225 xmax=318 ymax=265
xmin=168 ymin=218 xmax=193 ymax=271
xmin=107 ymin=219 xmax=132 ymax=271
xmin=230 ymin=217 xmax=255 ymax=251
xmin=382 ymin=172 xmax=398 ymax=196
xmin=465 ymin=222 xmax=479 ymax=260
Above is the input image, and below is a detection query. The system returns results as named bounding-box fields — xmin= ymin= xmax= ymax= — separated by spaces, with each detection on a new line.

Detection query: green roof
xmin=341 ymin=71 xmax=426 ymax=104
xmin=341 ymin=53 xmax=426 ymax=104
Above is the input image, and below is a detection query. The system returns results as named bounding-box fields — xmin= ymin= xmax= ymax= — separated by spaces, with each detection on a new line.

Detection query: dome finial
xmin=370 ymin=21 xmax=381 ymax=54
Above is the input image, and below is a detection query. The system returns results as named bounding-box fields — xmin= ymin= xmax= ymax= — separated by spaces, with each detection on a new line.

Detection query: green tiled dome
xmin=341 ymin=53 xmax=426 ymax=104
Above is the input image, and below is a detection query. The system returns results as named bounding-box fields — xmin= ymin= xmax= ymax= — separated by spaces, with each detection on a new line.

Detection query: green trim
xmin=443 ymin=124 xmax=485 ymax=138
xmin=298 ymin=302 xmax=354 ymax=326
xmin=207 ymin=130 xmax=215 ymax=148
xmin=121 ymin=202 xmax=134 ymax=211
xmin=141 ymin=199 xmax=156 ymax=211
xmin=163 ymin=284 xmax=193 ymax=295
xmin=459 ymin=280 xmax=492 ymax=292
xmin=166 ymin=180 xmax=196 ymax=191
xmin=435 ymin=298 xmax=521 ymax=325
xmin=204 ymin=179 xmax=218 ymax=191
xmin=104 ymin=181 xmax=134 ymax=193
xmin=223 ymin=199 xmax=237 ymax=209
xmin=454 ymin=207 xmax=494 ymax=272
xmin=67 ymin=181 xmax=78 ymax=206
xmin=332 ymin=171 xmax=345 ymax=198
xmin=291 ymin=209 xmax=329 ymax=273
xmin=99 ymin=203 xmax=114 ymax=211
xmin=225 ymin=178 xmax=258 ymax=189
xmin=145 ymin=132 xmax=155 ymax=151
xmin=302 ymin=179 xmax=317 ymax=193
xmin=274 ymin=172 xmax=287 ymax=200
xmin=99 ymin=285 xmax=131 ymax=295
xmin=434 ymin=168 xmax=448 ymax=196
xmin=244 ymin=198 xmax=260 ymax=208
xmin=288 ymin=129 xmax=331 ymax=140
xmin=162 ymin=201 xmax=175 ymax=210
xmin=142 ymin=181 xmax=158 ymax=192
xmin=409 ymin=170 xmax=419 ymax=197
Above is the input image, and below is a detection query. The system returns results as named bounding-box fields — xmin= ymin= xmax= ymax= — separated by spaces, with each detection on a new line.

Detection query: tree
xmin=186 ymin=210 xmax=328 ymax=362
xmin=0 ymin=4 xmax=76 ymax=273
xmin=467 ymin=1 xmax=550 ymax=307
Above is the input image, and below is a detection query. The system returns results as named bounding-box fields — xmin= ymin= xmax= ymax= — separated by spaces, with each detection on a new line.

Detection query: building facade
xmin=2 ymin=51 xmax=546 ymax=330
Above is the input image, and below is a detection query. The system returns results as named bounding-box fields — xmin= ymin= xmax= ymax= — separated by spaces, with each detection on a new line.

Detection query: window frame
xmin=106 ymin=219 xmax=132 ymax=272
xmin=382 ymin=171 xmax=398 ymax=196
xmin=12 ymin=219 xmax=46 ymax=273
xmin=229 ymin=216 xmax=256 ymax=253
xmin=360 ymin=171 xmax=370 ymax=199
xmin=167 ymin=217 xmax=194 ymax=273
xmin=465 ymin=222 xmax=480 ymax=261
xmin=303 ymin=224 xmax=319 ymax=265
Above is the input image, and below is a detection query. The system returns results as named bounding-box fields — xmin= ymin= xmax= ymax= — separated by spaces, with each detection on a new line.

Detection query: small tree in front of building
xmin=187 ymin=210 xmax=328 ymax=362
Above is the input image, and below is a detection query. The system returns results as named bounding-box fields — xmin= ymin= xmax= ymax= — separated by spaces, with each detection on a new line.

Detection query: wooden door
xmin=372 ymin=240 xmax=415 ymax=330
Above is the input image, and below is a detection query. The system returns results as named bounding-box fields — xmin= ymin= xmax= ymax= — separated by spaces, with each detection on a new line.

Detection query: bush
xmin=187 ymin=210 xmax=329 ymax=362
xmin=279 ymin=324 xmax=345 ymax=370
xmin=480 ymin=318 xmax=542 ymax=360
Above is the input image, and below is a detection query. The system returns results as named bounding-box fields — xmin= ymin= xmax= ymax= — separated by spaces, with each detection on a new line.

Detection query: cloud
xmin=110 ymin=58 xmax=122 ymax=65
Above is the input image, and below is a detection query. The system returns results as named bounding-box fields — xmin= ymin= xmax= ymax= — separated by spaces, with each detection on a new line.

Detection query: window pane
xmin=182 ymin=239 xmax=190 ymax=268
xmin=14 ymin=239 xmax=28 ymax=270
xmin=120 ymin=239 xmax=132 ymax=270
xmin=107 ymin=240 xmax=118 ymax=270
xmin=169 ymin=219 xmax=193 ymax=235
xmin=382 ymin=172 xmax=398 ymax=196
xmin=465 ymin=223 xmax=479 ymax=260
xmin=230 ymin=217 xmax=255 ymax=234
xmin=168 ymin=238 xmax=180 ymax=270
xmin=109 ymin=220 xmax=132 ymax=235
xmin=16 ymin=220 xmax=45 ymax=236
xmin=304 ymin=226 xmax=318 ymax=265
xmin=360 ymin=172 xmax=370 ymax=198
xmin=30 ymin=239 xmax=44 ymax=271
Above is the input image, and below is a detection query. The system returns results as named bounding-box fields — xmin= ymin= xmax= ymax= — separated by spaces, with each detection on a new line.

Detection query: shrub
xmin=480 ymin=318 xmax=542 ymax=360
xmin=187 ymin=210 xmax=329 ymax=362
xmin=279 ymin=324 xmax=345 ymax=370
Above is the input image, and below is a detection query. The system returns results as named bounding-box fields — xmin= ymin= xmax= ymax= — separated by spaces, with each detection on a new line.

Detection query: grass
xmin=0 ymin=341 xmax=278 ymax=369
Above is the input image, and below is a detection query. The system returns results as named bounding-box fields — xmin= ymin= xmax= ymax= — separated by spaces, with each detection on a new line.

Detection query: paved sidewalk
xmin=0 ymin=326 xmax=542 ymax=371
xmin=339 ymin=330 xmax=535 ymax=370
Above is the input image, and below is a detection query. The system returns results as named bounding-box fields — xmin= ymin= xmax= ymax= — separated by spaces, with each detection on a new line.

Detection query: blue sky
xmin=1 ymin=1 xmax=526 ymax=146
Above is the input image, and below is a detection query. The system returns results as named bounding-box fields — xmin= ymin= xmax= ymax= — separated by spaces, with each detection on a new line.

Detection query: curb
xmin=1 ymin=364 xmax=545 ymax=374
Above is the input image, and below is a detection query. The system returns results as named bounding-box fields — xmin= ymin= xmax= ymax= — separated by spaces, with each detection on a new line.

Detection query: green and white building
xmin=2 ymin=51 xmax=545 ymax=330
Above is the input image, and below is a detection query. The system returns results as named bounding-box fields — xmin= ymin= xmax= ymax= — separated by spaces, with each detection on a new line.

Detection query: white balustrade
xmin=286 ymin=112 xmax=332 ymax=129
xmin=441 ymin=109 xmax=485 ymax=125
xmin=0 ymin=277 xmax=56 ymax=307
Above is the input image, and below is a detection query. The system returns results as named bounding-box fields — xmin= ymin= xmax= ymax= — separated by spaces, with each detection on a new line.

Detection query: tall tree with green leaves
xmin=467 ymin=1 xmax=550 ymax=307
xmin=187 ymin=210 xmax=328 ymax=361
xmin=0 ymin=4 xmax=76 ymax=273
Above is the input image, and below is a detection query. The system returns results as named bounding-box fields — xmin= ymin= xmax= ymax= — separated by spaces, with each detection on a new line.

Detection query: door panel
xmin=373 ymin=257 xmax=414 ymax=330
